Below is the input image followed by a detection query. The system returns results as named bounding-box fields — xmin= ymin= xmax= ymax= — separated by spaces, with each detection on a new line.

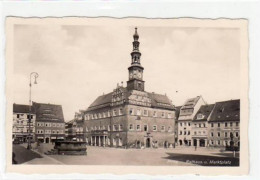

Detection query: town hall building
xmin=82 ymin=28 xmax=176 ymax=148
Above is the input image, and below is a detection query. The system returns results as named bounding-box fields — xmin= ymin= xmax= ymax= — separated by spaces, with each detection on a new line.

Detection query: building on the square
xmin=191 ymin=104 xmax=215 ymax=147
xmin=33 ymin=102 xmax=65 ymax=143
xmin=174 ymin=106 xmax=181 ymax=144
xmin=12 ymin=104 xmax=36 ymax=143
xmin=207 ymin=99 xmax=240 ymax=147
xmin=82 ymin=28 xmax=176 ymax=148
xmin=177 ymin=96 xmax=206 ymax=146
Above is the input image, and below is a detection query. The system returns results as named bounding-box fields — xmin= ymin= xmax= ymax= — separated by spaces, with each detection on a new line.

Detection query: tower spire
xmin=127 ymin=27 xmax=145 ymax=91
xmin=131 ymin=27 xmax=141 ymax=65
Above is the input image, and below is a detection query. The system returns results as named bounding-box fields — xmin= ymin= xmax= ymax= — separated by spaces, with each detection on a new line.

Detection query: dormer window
xmin=197 ymin=113 xmax=204 ymax=119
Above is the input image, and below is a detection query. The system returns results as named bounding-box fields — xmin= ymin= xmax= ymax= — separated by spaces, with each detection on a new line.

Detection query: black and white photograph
xmin=4 ymin=17 xmax=249 ymax=175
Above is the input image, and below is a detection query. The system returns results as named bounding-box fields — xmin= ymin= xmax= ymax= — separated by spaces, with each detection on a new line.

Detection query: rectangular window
xmin=225 ymin=122 xmax=228 ymax=127
xmin=225 ymin=132 xmax=227 ymax=137
xmin=17 ymin=114 xmax=20 ymax=118
xmin=144 ymin=125 xmax=148 ymax=132
xmin=218 ymin=140 xmax=220 ymax=145
xmin=129 ymin=108 xmax=134 ymax=115
xmin=136 ymin=125 xmax=141 ymax=131
xmin=137 ymin=109 xmax=141 ymax=116
xmin=218 ymin=123 xmax=220 ymax=127
xmin=211 ymin=123 xmax=214 ymax=127
xmin=236 ymin=122 xmax=239 ymax=126
xmin=113 ymin=109 xmax=117 ymax=116
xmin=199 ymin=124 xmax=201 ymax=128
xmin=230 ymin=122 xmax=233 ymax=127
xmin=167 ymin=113 xmax=171 ymax=118
xmin=184 ymin=131 xmax=186 ymax=135
xmin=161 ymin=112 xmax=165 ymax=118
xmin=179 ymin=131 xmax=182 ymax=135
xmin=153 ymin=125 xmax=157 ymax=131
xmin=236 ymin=132 xmax=239 ymax=137
xmin=153 ymin=111 xmax=157 ymax=117
xmin=188 ymin=123 xmax=191 ymax=126
xmin=119 ymin=124 xmax=123 ymax=131
xmin=52 ymin=123 xmax=56 ymax=127
xmin=143 ymin=110 xmax=148 ymax=116
xmin=211 ymin=132 xmax=214 ymax=137
xmin=217 ymin=132 xmax=220 ymax=137
xmin=161 ymin=126 xmax=165 ymax=131
xmin=119 ymin=109 xmax=123 ymax=115
xmin=129 ymin=124 xmax=133 ymax=130
xmin=187 ymin=131 xmax=190 ymax=135
xmin=113 ymin=125 xmax=117 ymax=131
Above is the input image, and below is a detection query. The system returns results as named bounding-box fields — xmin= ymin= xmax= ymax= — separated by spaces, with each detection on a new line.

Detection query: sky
xmin=13 ymin=23 xmax=240 ymax=121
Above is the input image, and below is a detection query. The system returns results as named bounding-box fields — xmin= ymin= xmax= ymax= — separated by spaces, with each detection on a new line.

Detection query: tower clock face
xmin=138 ymin=72 xmax=142 ymax=78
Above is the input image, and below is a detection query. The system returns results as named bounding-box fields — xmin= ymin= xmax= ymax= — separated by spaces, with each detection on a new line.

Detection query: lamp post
xmin=27 ymin=72 xmax=39 ymax=150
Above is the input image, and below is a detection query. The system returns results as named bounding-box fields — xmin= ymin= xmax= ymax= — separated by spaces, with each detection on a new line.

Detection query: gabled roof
xmin=208 ymin=99 xmax=240 ymax=122
xmin=33 ymin=102 xmax=65 ymax=122
xmin=148 ymin=92 xmax=174 ymax=110
xmin=193 ymin=104 xmax=215 ymax=121
xmin=87 ymin=92 xmax=113 ymax=111
xmin=13 ymin=103 xmax=35 ymax=114
xmin=181 ymin=96 xmax=201 ymax=110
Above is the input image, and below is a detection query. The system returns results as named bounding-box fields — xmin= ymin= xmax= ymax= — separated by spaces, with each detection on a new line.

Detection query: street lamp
xmin=27 ymin=72 xmax=39 ymax=150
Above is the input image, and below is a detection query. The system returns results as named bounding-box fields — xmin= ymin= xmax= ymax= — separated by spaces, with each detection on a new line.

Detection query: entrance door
xmin=146 ymin=138 xmax=151 ymax=148
xmin=199 ymin=139 xmax=205 ymax=147
xmin=193 ymin=139 xmax=197 ymax=146
xmin=45 ymin=137 xmax=49 ymax=143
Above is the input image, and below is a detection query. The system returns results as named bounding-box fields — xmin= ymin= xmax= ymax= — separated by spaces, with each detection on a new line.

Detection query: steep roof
xmin=193 ymin=104 xmax=215 ymax=121
xmin=181 ymin=96 xmax=201 ymax=110
xmin=86 ymin=90 xmax=174 ymax=111
xmin=13 ymin=103 xmax=35 ymax=114
xmin=208 ymin=99 xmax=240 ymax=122
xmin=87 ymin=92 xmax=113 ymax=111
xmin=148 ymin=92 xmax=174 ymax=110
xmin=33 ymin=102 xmax=65 ymax=122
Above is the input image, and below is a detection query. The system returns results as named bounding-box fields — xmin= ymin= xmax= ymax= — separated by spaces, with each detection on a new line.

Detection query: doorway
xmin=199 ymin=139 xmax=205 ymax=147
xmin=45 ymin=137 xmax=50 ymax=143
xmin=146 ymin=138 xmax=151 ymax=148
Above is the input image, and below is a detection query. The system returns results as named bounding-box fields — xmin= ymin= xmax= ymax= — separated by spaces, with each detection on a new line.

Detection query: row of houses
xmin=13 ymin=102 xmax=65 ymax=143
xmin=176 ymin=96 xmax=240 ymax=147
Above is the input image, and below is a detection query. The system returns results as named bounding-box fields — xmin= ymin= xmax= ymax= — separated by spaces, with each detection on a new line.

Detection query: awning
xmin=57 ymin=137 xmax=64 ymax=139
xmin=37 ymin=137 xmax=44 ymax=139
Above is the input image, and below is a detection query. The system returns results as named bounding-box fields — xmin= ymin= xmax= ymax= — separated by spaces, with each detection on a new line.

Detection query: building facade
xmin=13 ymin=104 xmax=36 ymax=143
xmin=207 ymin=99 xmax=240 ymax=147
xmin=33 ymin=102 xmax=65 ymax=143
xmin=177 ymin=96 xmax=206 ymax=146
xmin=191 ymin=104 xmax=214 ymax=147
xmin=82 ymin=28 xmax=176 ymax=148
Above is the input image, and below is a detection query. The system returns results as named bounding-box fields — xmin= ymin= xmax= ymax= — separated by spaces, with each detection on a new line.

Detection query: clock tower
xmin=127 ymin=27 xmax=145 ymax=91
